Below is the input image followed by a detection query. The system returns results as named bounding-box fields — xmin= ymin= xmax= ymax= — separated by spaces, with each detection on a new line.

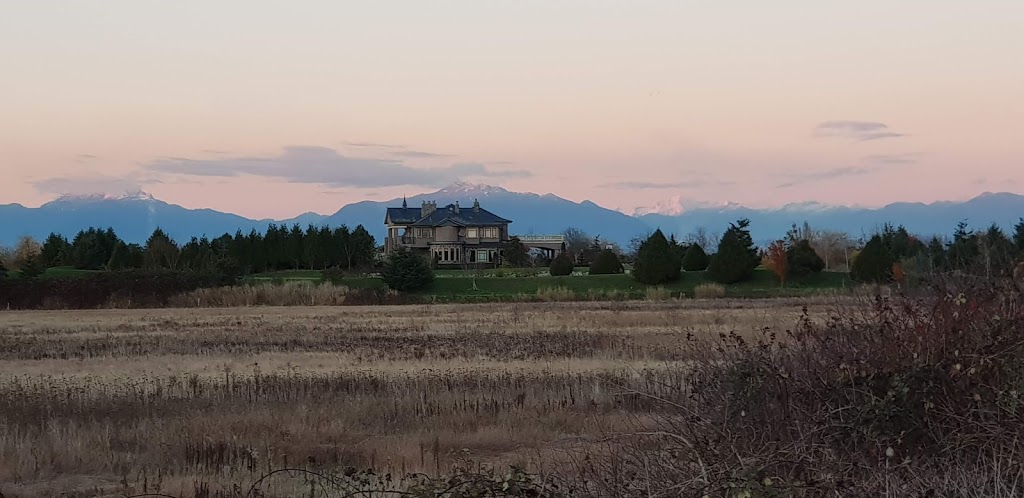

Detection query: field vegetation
xmin=0 ymin=300 xmax=819 ymax=496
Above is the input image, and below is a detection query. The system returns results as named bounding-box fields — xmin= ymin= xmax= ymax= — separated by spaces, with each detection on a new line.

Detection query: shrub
xmin=707 ymin=219 xmax=758 ymax=284
xmin=381 ymin=249 xmax=434 ymax=292
xmin=502 ymin=237 xmax=531 ymax=267
xmin=633 ymin=230 xmax=682 ymax=284
xmin=169 ymin=281 xmax=350 ymax=307
xmin=851 ymin=234 xmax=894 ymax=283
xmin=321 ymin=266 xmax=346 ymax=285
xmin=0 ymin=270 xmax=231 ymax=310
xmin=693 ymin=282 xmax=726 ymax=299
xmin=18 ymin=254 xmax=45 ymax=280
xmin=549 ymin=252 xmax=575 ymax=276
xmin=584 ymin=275 xmax=1024 ymax=496
xmin=644 ymin=286 xmax=672 ymax=301
xmin=681 ymin=243 xmax=710 ymax=271
xmin=787 ymin=239 xmax=825 ymax=276
xmin=589 ymin=249 xmax=624 ymax=275
xmin=535 ymin=286 xmax=575 ymax=301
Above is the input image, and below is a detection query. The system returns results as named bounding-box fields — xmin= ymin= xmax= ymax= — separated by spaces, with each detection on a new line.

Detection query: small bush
xmin=644 ymin=286 xmax=672 ymax=301
xmin=681 ymin=243 xmax=710 ymax=271
xmin=535 ymin=286 xmax=575 ymax=301
xmin=693 ymin=282 xmax=726 ymax=299
xmin=549 ymin=253 xmax=575 ymax=276
xmin=381 ymin=249 xmax=434 ymax=292
xmin=787 ymin=239 xmax=825 ymax=276
xmin=321 ymin=266 xmax=346 ymax=285
xmin=851 ymin=234 xmax=894 ymax=283
xmin=589 ymin=249 xmax=624 ymax=275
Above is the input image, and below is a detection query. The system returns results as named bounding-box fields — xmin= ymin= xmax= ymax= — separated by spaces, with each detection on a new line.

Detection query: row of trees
xmin=851 ymin=221 xmax=1024 ymax=284
xmin=2 ymin=223 xmax=377 ymax=279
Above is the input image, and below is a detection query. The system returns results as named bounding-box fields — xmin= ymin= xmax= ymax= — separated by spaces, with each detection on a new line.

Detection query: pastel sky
xmin=2 ymin=1 xmax=1022 ymax=218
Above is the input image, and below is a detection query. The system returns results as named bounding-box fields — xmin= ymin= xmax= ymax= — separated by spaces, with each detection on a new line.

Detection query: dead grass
xmin=0 ymin=300 xmax=829 ymax=497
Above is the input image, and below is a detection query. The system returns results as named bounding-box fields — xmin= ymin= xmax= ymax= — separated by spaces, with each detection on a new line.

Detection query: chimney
xmin=421 ymin=201 xmax=436 ymax=218
xmin=454 ymin=201 xmax=460 ymax=214
xmin=473 ymin=198 xmax=480 ymax=213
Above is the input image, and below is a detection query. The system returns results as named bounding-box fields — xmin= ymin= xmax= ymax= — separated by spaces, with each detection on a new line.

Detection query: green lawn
xmin=4 ymin=266 xmax=100 ymax=280
xmin=247 ymin=268 xmax=852 ymax=301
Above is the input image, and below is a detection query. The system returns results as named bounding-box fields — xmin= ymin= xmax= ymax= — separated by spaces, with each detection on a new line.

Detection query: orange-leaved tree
xmin=762 ymin=239 xmax=788 ymax=287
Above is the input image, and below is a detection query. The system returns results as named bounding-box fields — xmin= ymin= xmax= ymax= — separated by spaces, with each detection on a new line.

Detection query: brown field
xmin=0 ymin=299 xmax=830 ymax=497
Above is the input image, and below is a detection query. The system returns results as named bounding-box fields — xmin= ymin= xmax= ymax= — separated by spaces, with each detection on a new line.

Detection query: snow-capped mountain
xmin=632 ymin=195 xmax=744 ymax=216
xmin=3 ymin=185 xmax=1024 ymax=246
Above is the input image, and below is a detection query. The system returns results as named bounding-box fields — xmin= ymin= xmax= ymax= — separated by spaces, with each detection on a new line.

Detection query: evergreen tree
xmin=19 ymin=253 xmax=45 ymax=280
xmin=0 ymin=259 xmax=8 ymax=280
xmin=40 ymin=233 xmax=70 ymax=268
xmin=503 ymin=237 xmax=530 ymax=267
xmin=947 ymin=221 xmax=980 ymax=271
xmin=589 ymin=249 xmax=624 ymax=275
xmin=786 ymin=239 xmax=825 ymax=276
xmin=1013 ymin=218 xmax=1024 ymax=259
xmin=549 ymin=252 xmax=575 ymax=276
xmin=381 ymin=249 xmax=433 ymax=292
xmin=633 ymin=229 xmax=682 ymax=284
xmin=979 ymin=224 xmax=1015 ymax=277
xmin=144 ymin=228 xmax=179 ymax=269
xmin=926 ymin=236 xmax=947 ymax=272
xmin=681 ymin=243 xmax=710 ymax=271
xmin=707 ymin=219 xmax=759 ymax=284
xmin=851 ymin=235 xmax=894 ymax=283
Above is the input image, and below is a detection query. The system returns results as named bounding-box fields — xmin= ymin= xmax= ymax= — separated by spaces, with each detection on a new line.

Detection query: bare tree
xmin=561 ymin=227 xmax=592 ymax=261
xmin=684 ymin=226 xmax=720 ymax=253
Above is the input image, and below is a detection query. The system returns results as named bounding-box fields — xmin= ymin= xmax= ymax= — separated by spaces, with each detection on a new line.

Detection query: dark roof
xmin=411 ymin=204 xmax=511 ymax=227
xmin=385 ymin=207 xmax=422 ymax=224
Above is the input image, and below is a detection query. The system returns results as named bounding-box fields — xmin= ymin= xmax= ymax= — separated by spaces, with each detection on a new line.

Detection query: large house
xmin=384 ymin=198 xmax=512 ymax=266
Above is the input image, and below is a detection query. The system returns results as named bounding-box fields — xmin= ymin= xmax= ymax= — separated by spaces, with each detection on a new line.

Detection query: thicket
xmin=0 ymin=270 xmax=233 ymax=310
xmin=580 ymin=275 xmax=1024 ymax=496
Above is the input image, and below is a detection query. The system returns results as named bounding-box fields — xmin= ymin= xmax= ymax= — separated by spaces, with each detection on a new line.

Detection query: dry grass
xmin=0 ymin=300 xmax=829 ymax=497
xmin=167 ymin=281 xmax=353 ymax=307
xmin=693 ymin=282 xmax=726 ymax=299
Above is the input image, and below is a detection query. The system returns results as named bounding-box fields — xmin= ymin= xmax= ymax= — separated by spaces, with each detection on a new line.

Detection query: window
xmin=479 ymin=227 xmax=499 ymax=239
xmin=416 ymin=228 xmax=433 ymax=238
xmin=467 ymin=228 xmax=478 ymax=238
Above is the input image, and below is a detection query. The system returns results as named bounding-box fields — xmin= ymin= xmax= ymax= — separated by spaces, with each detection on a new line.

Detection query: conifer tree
xmin=708 ymin=219 xmax=759 ymax=284
xmin=633 ymin=230 xmax=682 ymax=284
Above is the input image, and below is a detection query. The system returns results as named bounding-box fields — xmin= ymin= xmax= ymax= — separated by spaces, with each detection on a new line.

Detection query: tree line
xmin=546 ymin=218 xmax=1024 ymax=286
xmin=0 ymin=223 xmax=376 ymax=279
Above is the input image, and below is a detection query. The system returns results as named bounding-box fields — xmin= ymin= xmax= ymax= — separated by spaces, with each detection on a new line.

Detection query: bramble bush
xmin=579 ymin=274 xmax=1024 ymax=497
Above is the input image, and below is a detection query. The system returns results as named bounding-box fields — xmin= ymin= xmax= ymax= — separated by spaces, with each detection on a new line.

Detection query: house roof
xmin=412 ymin=204 xmax=511 ymax=227
xmin=385 ymin=202 xmax=510 ymax=227
xmin=385 ymin=207 xmax=422 ymax=224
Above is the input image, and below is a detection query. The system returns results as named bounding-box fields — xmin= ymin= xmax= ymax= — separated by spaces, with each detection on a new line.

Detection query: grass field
xmin=0 ymin=300 xmax=830 ymax=497
xmin=247 ymin=268 xmax=853 ymax=301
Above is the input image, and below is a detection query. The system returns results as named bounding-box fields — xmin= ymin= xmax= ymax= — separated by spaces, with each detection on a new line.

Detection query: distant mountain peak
xmin=433 ymin=182 xmax=509 ymax=197
xmin=632 ymin=195 xmax=743 ymax=216
xmin=48 ymin=190 xmax=157 ymax=206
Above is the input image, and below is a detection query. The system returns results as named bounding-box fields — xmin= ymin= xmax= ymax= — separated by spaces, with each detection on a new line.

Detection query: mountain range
xmin=2 ymin=183 xmax=1023 ymax=247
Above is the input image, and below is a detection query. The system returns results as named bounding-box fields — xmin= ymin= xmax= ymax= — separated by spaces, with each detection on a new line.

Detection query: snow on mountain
xmin=632 ymin=195 xmax=743 ymax=216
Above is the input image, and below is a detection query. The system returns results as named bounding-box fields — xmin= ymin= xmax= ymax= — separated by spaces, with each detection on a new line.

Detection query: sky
xmin=2 ymin=1 xmax=1022 ymax=218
